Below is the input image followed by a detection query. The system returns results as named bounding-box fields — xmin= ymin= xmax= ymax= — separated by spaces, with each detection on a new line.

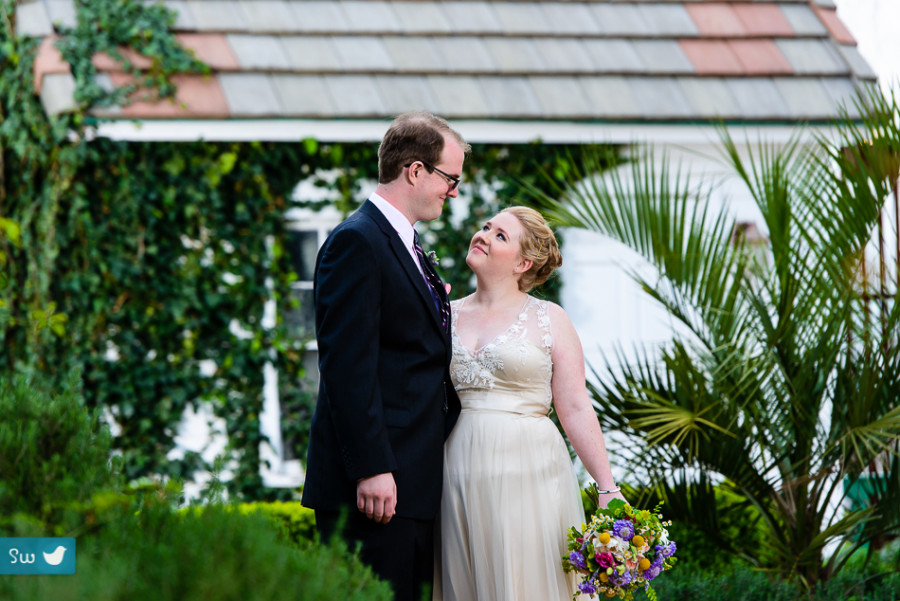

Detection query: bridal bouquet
xmin=562 ymin=487 xmax=677 ymax=600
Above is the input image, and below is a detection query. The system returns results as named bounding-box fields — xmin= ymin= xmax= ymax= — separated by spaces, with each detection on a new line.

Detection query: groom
xmin=301 ymin=111 xmax=466 ymax=601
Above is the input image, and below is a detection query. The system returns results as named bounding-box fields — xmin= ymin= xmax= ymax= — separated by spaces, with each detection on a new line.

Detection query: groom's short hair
xmin=378 ymin=111 xmax=469 ymax=184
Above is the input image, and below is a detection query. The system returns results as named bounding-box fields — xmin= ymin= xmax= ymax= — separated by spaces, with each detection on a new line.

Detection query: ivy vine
xmin=55 ymin=0 xmax=208 ymax=113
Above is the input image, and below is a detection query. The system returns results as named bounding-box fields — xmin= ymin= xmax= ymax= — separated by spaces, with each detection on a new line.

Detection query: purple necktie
xmin=414 ymin=231 xmax=450 ymax=332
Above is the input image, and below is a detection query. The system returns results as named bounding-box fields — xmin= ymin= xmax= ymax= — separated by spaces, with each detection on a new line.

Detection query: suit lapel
xmin=359 ymin=202 xmax=445 ymax=334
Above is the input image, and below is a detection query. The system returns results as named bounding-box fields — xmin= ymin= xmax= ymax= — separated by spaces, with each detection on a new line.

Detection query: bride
xmin=436 ymin=206 xmax=626 ymax=601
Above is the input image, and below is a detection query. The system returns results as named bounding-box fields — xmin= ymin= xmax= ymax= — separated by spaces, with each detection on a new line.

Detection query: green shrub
xmin=239 ymin=500 xmax=317 ymax=547
xmin=841 ymin=538 xmax=900 ymax=575
xmin=643 ymin=565 xmax=900 ymax=601
xmin=0 ymin=371 xmax=118 ymax=532
xmin=0 ymin=501 xmax=392 ymax=601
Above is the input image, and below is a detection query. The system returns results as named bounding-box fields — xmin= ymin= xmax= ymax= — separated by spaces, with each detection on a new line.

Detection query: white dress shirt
xmin=369 ymin=193 xmax=425 ymax=276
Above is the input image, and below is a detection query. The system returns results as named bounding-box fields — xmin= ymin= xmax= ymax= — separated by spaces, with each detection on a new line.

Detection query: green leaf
xmin=218 ymin=151 xmax=237 ymax=175
xmin=302 ymin=137 xmax=319 ymax=154
xmin=0 ymin=216 xmax=22 ymax=246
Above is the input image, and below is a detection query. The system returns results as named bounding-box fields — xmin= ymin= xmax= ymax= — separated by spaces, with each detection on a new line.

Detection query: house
xmin=19 ymin=0 xmax=880 ymax=489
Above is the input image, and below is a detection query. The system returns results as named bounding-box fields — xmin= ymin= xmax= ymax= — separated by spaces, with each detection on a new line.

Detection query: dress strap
xmin=449 ymin=296 xmax=464 ymax=337
xmin=534 ymin=298 xmax=553 ymax=352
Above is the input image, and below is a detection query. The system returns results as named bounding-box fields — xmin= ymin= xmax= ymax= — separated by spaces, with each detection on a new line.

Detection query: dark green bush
xmin=0 ymin=501 xmax=392 ymax=601
xmin=0 ymin=371 xmax=118 ymax=532
xmin=642 ymin=565 xmax=900 ymax=601
xmin=842 ymin=539 xmax=900 ymax=574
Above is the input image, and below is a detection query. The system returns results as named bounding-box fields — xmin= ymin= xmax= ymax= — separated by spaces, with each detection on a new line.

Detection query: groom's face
xmin=412 ymin=134 xmax=465 ymax=223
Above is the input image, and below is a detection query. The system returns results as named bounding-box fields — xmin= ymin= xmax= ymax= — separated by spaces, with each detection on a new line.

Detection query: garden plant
xmin=531 ymin=87 xmax=900 ymax=592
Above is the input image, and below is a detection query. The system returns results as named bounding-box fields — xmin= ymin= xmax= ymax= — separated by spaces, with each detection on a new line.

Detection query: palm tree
xmin=528 ymin=87 xmax=900 ymax=588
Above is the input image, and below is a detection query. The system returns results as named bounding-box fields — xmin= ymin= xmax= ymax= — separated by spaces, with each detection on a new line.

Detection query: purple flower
xmin=595 ymin=552 xmax=616 ymax=569
xmin=578 ymin=581 xmax=597 ymax=595
xmin=655 ymin=541 xmax=677 ymax=558
xmin=644 ymin=557 xmax=665 ymax=581
xmin=610 ymin=571 xmax=633 ymax=587
xmin=612 ymin=519 xmax=635 ymax=541
xmin=569 ymin=551 xmax=587 ymax=570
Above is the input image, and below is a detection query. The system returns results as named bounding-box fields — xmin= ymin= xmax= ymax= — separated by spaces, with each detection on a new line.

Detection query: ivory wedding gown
xmin=436 ymin=296 xmax=585 ymax=601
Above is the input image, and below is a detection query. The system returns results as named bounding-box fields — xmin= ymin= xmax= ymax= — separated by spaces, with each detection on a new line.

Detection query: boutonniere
xmin=427 ymin=250 xmax=440 ymax=266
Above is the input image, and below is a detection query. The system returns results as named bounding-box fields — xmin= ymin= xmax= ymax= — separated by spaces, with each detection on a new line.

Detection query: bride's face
xmin=466 ymin=212 xmax=529 ymax=278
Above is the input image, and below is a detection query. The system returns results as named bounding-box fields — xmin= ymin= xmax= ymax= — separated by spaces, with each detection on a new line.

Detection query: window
xmin=284 ymin=228 xmax=320 ymax=341
xmin=283 ymin=207 xmax=339 ymax=347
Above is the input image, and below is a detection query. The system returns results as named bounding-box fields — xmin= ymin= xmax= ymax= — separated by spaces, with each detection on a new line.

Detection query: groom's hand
xmin=357 ymin=472 xmax=397 ymax=524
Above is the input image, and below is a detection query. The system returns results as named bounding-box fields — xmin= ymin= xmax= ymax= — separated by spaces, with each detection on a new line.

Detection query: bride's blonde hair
xmin=501 ymin=206 xmax=562 ymax=293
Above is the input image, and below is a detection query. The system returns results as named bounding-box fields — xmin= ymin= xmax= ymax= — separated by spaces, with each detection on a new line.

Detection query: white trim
xmin=91 ymin=118 xmax=843 ymax=146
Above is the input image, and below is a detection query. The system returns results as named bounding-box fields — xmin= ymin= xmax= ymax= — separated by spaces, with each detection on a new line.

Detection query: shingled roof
xmin=22 ymin=0 xmax=875 ymax=126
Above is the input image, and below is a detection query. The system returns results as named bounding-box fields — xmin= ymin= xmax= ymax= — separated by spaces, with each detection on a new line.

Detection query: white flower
xmin=592 ymin=534 xmax=628 ymax=554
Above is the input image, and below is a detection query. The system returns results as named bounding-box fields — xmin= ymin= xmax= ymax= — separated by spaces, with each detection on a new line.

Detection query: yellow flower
xmin=599 ymin=572 xmax=609 ymax=583
xmin=639 ymin=558 xmax=651 ymax=571
xmin=631 ymin=535 xmax=645 ymax=547
xmin=598 ymin=532 xmax=611 ymax=545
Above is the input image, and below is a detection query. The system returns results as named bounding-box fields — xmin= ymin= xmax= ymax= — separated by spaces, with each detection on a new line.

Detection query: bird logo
xmin=42 ymin=546 xmax=67 ymax=566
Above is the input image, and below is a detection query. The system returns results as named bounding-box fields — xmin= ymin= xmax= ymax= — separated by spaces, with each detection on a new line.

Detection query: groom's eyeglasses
xmin=404 ymin=161 xmax=461 ymax=191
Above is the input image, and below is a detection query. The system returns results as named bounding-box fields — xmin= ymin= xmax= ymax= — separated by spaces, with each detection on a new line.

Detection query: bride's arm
xmin=549 ymin=303 xmax=627 ymax=507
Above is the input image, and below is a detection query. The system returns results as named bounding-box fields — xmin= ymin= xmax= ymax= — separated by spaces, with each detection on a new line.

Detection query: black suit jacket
xmin=301 ymin=200 xmax=461 ymax=520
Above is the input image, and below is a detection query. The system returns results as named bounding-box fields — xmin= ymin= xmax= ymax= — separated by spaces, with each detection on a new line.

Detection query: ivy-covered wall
xmin=1 ymin=0 xmax=618 ymax=500
xmin=1 ymin=0 xmax=311 ymax=499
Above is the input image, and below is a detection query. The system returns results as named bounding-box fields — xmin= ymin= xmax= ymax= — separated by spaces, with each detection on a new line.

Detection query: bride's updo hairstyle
xmin=501 ymin=206 xmax=562 ymax=293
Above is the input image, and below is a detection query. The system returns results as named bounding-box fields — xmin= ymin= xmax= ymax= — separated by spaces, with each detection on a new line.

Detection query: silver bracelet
xmin=596 ymin=487 xmax=621 ymax=494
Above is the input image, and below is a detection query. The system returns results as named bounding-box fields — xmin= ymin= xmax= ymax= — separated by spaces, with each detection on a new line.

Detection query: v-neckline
xmin=453 ymin=296 xmax=531 ymax=356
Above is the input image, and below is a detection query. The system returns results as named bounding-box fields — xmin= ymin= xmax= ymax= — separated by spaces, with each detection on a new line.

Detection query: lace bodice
xmin=449 ymin=296 xmax=554 ymax=415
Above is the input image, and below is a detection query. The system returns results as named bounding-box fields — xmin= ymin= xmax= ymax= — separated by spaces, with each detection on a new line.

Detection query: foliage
xmin=238 ymin=500 xmax=317 ymax=546
xmin=843 ymin=537 xmax=900 ymax=575
xmin=0 ymin=370 xmax=119 ymax=533
xmin=0 ymin=499 xmax=393 ymax=601
xmin=2 ymin=128 xmax=314 ymax=498
xmin=0 ymin=215 xmax=20 ymax=324
xmin=645 ymin=564 xmax=900 ymax=601
xmin=529 ymin=85 xmax=900 ymax=588
xmin=1 ymin=0 xmax=311 ymax=499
